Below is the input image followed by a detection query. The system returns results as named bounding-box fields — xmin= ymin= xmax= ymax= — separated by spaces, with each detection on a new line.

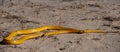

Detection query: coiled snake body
xmin=2 ymin=26 xmax=117 ymax=45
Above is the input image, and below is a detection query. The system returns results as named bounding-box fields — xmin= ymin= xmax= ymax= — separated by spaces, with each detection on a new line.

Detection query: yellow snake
xmin=2 ymin=26 xmax=117 ymax=45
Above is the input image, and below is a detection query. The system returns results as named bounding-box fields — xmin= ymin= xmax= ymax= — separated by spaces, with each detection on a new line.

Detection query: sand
xmin=0 ymin=0 xmax=120 ymax=52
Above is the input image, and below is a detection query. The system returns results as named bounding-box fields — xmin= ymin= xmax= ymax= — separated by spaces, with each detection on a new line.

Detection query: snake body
xmin=2 ymin=26 xmax=110 ymax=45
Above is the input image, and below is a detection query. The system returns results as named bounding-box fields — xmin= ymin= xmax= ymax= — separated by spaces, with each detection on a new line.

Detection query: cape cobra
xmin=2 ymin=26 xmax=119 ymax=45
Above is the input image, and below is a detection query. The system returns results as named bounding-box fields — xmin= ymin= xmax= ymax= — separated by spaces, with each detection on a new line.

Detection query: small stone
xmin=59 ymin=47 xmax=65 ymax=50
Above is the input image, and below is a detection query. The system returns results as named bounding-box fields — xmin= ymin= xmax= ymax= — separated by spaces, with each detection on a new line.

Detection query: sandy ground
xmin=0 ymin=0 xmax=120 ymax=52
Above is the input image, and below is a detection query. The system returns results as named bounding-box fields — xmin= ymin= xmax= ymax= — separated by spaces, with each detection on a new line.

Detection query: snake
xmin=1 ymin=26 xmax=118 ymax=45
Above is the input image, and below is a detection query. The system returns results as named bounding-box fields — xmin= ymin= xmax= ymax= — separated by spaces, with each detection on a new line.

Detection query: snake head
xmin=0 ymin=30 xmax=10 ymax=45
